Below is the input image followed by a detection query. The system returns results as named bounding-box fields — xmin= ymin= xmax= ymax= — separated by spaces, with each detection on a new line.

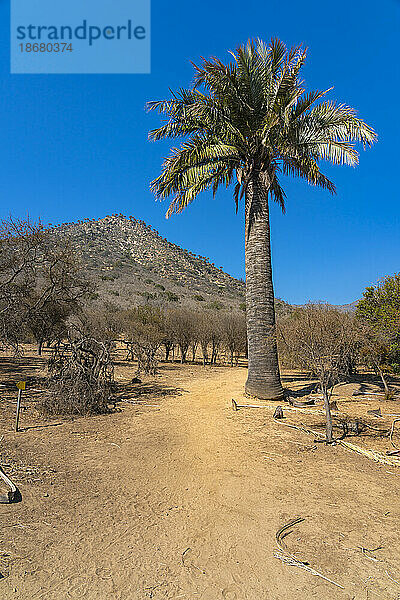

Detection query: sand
xmin=0 ymin=358 xmax=399 ymax=599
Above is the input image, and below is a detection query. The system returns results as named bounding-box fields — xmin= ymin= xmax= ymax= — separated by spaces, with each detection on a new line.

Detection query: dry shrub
xmin=40 ymin=330 xmax=114 ymax=416
xmin=221 ymin=311 xmax=247 ymax=366
xmin=122 ymin=306 xmax=164 ymax=375
xmin=278 ymin=304 xmax=357 ymax=442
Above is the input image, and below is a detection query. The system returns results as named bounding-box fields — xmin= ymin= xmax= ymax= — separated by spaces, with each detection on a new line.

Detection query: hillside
xmin=52 ymin=214 xmax=247 ymax=311
xmin=334 ymin=301 xmax=358 ymax=313
xmin=51 ymin=214 xmax=353 ymax=315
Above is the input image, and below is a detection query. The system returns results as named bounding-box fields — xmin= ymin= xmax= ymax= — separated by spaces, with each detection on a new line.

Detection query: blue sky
xmin=1 ymin=0 xmax=399 ymax=304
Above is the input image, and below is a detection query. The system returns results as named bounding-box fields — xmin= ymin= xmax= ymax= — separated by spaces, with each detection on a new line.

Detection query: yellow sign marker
xmin=16 ymin=381 xmax=26 ymax=391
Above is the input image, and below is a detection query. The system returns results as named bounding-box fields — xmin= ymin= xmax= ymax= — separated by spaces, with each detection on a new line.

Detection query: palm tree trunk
xmin=244 ymin=173 xmax=284 ymax=400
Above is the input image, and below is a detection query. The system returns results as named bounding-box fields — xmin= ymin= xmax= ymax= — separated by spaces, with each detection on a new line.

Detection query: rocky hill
xmin=51 ymin=214 xmax=354 ymax=315
xmin=52 ymin=214 xmax=248 ymax=311
xmin=334 ymin=301 xmax=358 ymax=313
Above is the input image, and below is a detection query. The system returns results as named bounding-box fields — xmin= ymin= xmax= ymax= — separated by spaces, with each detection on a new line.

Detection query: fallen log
xmin=0 ymin=467 xmax=22 ymax=504
xmin=288 ymin=397 xmax=316 ymax=408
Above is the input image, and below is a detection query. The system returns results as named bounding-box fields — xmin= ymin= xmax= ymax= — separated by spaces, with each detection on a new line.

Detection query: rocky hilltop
xmin=52 ymin=214 xmax=247 ymax=310
xmin=51 ymin=214 xmax=352 ymax=314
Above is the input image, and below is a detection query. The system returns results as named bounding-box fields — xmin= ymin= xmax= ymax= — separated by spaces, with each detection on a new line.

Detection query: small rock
xmin=44 ymin=493 xmax=49 ymax=497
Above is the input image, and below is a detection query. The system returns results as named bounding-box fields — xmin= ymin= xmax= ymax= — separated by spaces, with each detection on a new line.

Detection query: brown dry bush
xmin=278 ymin=304 xmax=357 ymax=442
xmin=39 ymin=324 xmax=114 ymax=416
xmin=122 ymin=306 xmax=164 ymax=375
xmin=220 ymin=311 xmax=247 ymax=366
xmin=167 ymin=308 xmax=194 ymax=363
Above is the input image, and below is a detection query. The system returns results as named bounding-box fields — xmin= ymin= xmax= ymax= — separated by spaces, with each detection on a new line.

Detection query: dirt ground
xmin=1 ymin=351 xmax=400 ymax=599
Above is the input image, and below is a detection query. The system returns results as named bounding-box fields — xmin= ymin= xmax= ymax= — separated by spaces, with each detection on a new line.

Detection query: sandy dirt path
xmin=1 ymin=365 xmax=400 ymax=599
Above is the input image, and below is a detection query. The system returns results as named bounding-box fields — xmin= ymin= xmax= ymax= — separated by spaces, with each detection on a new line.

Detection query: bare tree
xmin=221 ymin=311 xmax=247 ymax=366
xmin=167 ymin=309 xmax=193 ymax=363
xmin=0 ymin=216 xmax=91 ymax=353
xmin=161 ymin=310 xmax=175 ymax=361
xmin=279 ymin=305 xmax=356 ymax=443
xmin=209 ymin=314 xmax=223 ymax=365
xmin=190 ymin=325 xmax=199 ymax=362
xmin=0 ymin=217 xmax=45 ymax=350
xmin=28 ymin=301 xmax=69 ymax=355
xmin=196 ymin=312 xmax=213 ymax=365
xmin=122 ymin=306 xmax=164 ymax=375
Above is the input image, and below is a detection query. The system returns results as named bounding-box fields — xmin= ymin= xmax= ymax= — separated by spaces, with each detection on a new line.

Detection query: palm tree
xmin=148 ymin=39 xmax=376 ymax=400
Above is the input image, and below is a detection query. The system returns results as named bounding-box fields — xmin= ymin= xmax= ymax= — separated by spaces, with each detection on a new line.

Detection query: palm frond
xmin=148 ymin=37 xmax=376 ymax=216
xmin=283 ymin=157 xmax=336 ymax=193
xmin=269 ymin=175 xmax=287 ymax=213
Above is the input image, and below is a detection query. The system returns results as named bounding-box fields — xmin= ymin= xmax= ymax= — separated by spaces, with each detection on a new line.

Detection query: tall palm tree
xmin=148 ymin=39 xmax=376 ymax=400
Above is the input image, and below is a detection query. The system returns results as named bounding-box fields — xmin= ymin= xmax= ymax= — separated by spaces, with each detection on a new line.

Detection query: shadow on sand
xmin=112 ymin=380 xmax=187 ymax=404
